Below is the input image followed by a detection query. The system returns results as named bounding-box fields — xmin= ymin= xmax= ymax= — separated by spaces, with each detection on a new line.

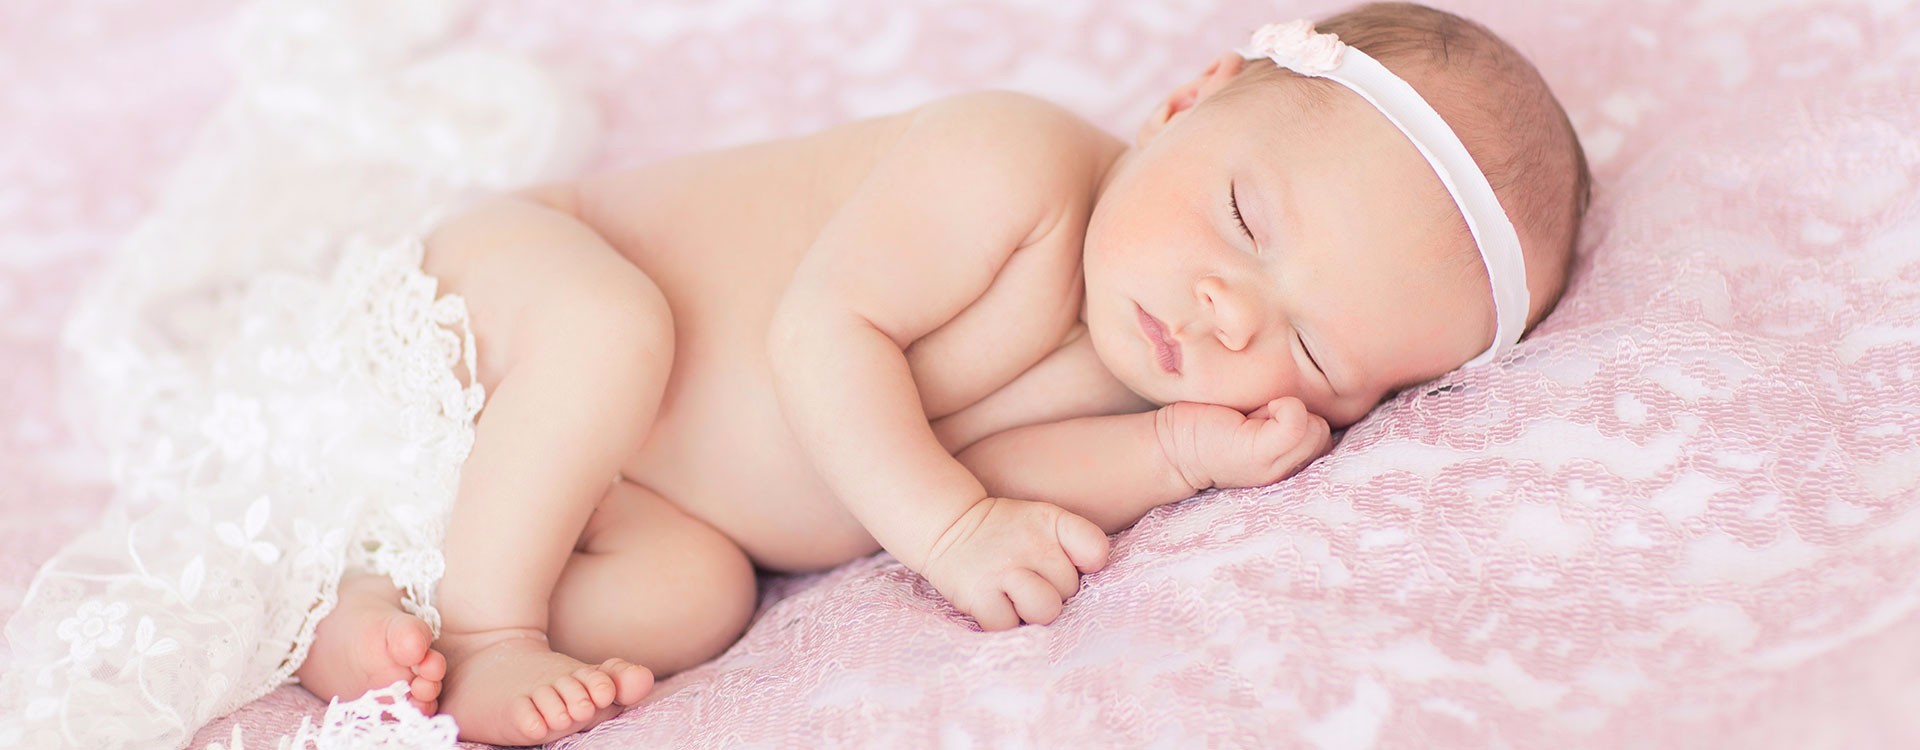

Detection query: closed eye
xmin=1230 ymin=182 xmax=1254 ymax=244
xmin=1298 ymin=331 xmax=1323 ymax=375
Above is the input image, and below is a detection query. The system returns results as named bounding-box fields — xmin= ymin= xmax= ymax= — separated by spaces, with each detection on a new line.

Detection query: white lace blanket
xmin=1 ymin=0 xmax=591 ymax=746
xmin=1 ymin=1 xmax=1917 ymax=748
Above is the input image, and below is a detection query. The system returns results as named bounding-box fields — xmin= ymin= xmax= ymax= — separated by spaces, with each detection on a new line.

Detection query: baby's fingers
xmin=1272 ymin=412 xmax=1333 ymax=475
xmin=1003 ymin=569 xmax=1065 ymax=626
xmin=1053 ymin=510 xmax=1111 ymax=574
xmin=1036 ymin=545 xmax=1082 ymax=601
xmin=1254 ymin=398 xmax=1317 ymax=449
xmin=968 ymin=590 xmax=1019 ymax=632
xmin=1248 ymin=395 xmax=1305 ymax=422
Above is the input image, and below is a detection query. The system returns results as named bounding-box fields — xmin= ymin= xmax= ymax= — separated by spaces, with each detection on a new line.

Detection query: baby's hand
xmin=1165 ymin=397 xmax=1332 ymax=490
xmin=920 ymin=496 xmax=1110 ymax=631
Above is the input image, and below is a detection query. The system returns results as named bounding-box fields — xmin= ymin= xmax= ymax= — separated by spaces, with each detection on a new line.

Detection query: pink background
xmin=5 ymin=0 xmax=1919 ymax=747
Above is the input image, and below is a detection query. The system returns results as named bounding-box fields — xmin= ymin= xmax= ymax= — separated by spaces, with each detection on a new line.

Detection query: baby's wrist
xmin=1154 ymin=402 xmax=1238 ymax=492
xmin=916 ymin=493 xmax=993 ymax=574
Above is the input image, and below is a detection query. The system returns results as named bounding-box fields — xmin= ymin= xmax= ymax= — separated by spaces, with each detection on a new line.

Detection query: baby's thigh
xmin=547 ymin=478 xmax=759 ymax=677
xmin=421 ymin=193 xmax=671 ymax=395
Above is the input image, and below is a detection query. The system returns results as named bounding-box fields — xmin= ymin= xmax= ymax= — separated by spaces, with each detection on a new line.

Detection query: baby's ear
xmin=1136 ymin=51 xmax=1246 ymax=146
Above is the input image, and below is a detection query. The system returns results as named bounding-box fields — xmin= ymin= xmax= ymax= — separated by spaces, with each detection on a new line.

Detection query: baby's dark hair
xmin=1228 ymin=2 xmax=1593 ymax=334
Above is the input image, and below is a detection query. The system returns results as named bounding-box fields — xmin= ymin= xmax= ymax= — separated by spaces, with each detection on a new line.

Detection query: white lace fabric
xmin=201 ymin=683 xmax=460 ymax=750
xmin=0 ymin=1 xmax=593 ymax=747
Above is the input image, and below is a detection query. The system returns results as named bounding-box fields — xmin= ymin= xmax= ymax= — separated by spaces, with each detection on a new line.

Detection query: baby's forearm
xmin=768 ymin=313 xmax=988 ymax=573
xmin=955 ymin=407 xmax=1204 ymax=535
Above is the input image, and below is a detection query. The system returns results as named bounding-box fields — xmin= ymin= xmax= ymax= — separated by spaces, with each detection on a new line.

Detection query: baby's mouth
xmin=1135 ymin=303 xmax=1182 ymax=374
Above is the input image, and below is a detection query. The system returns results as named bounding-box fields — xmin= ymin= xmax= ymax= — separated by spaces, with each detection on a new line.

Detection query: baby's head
xmin=1081 ymin=2 xmax=1592 ymax=428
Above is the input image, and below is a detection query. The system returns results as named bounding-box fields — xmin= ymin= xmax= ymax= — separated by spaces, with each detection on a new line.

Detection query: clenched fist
xmin=919 ymin=496 xmax=1110 ymax=631
xmin=1160 ymin=397 xmax=1333 ymax=490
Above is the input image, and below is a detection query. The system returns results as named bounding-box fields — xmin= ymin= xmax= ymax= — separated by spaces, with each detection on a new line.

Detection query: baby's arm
xmin=959 ymin=399 xmax=1333 ymax=534
xmin=768 ymin=94 xmax=1106 ymax=629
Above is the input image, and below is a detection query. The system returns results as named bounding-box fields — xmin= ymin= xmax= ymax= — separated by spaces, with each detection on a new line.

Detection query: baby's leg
xmin=420 ymin=194 xmax=675 ymax=745
xmin=547 ymin=477 xmax=760 ymax=678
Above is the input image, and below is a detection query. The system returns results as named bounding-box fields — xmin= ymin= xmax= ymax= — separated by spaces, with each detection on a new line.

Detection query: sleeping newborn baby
xmin=293 ymin=2 xmax=1591 ymax=744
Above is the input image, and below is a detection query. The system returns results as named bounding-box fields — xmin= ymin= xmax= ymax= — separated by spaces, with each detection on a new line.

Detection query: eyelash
xmin=1229 ymin=182 xmax=1254 ymax=242
xmin=1298 ymin=333 xmax=1323 ymax=375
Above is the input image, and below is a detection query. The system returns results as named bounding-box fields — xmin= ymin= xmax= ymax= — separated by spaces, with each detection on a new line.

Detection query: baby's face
xmin=1082 ymin=78 xmax=1496 ymax=429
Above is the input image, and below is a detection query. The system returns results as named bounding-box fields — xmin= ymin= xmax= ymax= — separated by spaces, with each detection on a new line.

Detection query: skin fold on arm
xmin=957 ymin=397 xmax=1330 ymax=535
xmin=766 ymin=96 xmax=1113 ymax=629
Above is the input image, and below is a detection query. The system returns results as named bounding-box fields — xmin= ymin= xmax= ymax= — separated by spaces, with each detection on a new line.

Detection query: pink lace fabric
xmin=2 ymin=0 xmax=1917 ymax=748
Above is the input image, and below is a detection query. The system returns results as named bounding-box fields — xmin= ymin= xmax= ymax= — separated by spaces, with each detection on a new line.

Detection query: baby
xmin=291 ymin=2 xmax=1590 ymax=745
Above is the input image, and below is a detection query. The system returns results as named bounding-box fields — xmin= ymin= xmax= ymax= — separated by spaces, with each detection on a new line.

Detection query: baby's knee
xmin=655 ymin=529 xmax=759 ymax=671
xmin=555 ymin=489 xmax=760 ymax=676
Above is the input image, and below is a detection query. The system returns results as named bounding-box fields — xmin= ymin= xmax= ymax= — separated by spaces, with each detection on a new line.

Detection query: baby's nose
xmin=1193 ymin=276 xmax=1258 ymax=352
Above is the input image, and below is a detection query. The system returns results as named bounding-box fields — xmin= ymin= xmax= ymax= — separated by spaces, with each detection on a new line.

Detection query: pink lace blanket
xmin=4 ymin=0 xmax=1917 ymax=747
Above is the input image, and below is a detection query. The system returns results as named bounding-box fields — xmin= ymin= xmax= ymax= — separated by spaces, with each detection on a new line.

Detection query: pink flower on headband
xmin=1244 ymin=20 xmax=1345 ymax=74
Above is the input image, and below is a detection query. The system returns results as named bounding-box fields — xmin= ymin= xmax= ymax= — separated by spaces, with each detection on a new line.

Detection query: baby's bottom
xmin=309 ymin=192 xmax=757 ymax=745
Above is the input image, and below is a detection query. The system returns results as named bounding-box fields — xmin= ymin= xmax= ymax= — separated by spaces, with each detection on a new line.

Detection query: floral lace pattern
xmin=0 ymin=0 xmax=589 ymax=747
xmin=0 ymin=228 xmax=488 ymax=750
xmin=2 ymin=0 xmax=1919 ymax=749
xmin=202 ymin=682 xmax=459 ymax=750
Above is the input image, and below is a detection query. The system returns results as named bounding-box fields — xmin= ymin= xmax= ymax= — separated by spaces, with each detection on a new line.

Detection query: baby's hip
xmin=419 ymin=192 xmax=670 ymax=395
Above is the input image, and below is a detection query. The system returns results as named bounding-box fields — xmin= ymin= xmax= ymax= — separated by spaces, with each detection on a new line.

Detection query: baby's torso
xmin=562 ymin=103 xmax=1147 ymax=573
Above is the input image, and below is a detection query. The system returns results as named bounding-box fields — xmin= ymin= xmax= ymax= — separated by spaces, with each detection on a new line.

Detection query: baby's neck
xmin=1088 ymin=137 xmax=1131 ymax=213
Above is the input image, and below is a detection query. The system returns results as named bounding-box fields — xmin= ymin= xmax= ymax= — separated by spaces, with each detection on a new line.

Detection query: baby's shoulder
xmin=912 ymin=90 xmax=1092 ymax=134
xmin=898 ymin=90 xmax=1117 ymax=191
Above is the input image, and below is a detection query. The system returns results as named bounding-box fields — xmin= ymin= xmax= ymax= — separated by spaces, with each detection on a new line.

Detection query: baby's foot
xmin=436 ymin=629 xmax=652 ymax=745
xmin=295 ymin=574 xmax=448 ymax=714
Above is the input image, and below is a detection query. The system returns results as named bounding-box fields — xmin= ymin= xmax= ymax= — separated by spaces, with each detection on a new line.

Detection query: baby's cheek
xmin=1244 ymin=359 xmax=1308 ymax=408
xmin=1320 ymin=393 xmax=1376 ymax=431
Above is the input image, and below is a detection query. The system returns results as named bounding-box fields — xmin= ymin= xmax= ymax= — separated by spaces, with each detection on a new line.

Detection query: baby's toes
xmin=382 ymin=614 xmax=432 ymax=668
xmin=413 ymin=649 xmax=446 ymax=682
xmin=366 ymin=665 xmax=415 ymax=699
xmin=599 ymin=658 xmax=655 ymax=706
xmin=510 ymin=694 xmax=551 ymax=741
xmin=574 ymin=666 xmax=617 ymax=708
xmin=552 ymin=674 xmax=597 ymax=722
xmin=529 ymin=684 xmax=572 ymax=731
xmin=409 ymin=672 xmax=442 ymax=703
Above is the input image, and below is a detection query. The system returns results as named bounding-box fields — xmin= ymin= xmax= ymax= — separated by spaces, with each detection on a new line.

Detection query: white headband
xmin=1239 ymin=20 xmax=1528 ymax=367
